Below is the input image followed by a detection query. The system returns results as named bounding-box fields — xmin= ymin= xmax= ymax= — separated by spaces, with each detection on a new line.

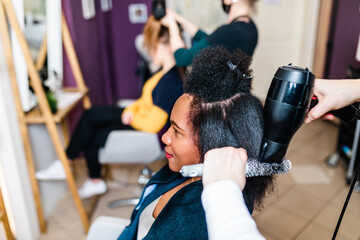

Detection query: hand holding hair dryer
xmin=181 ymin=64 xmax=360 ymax=177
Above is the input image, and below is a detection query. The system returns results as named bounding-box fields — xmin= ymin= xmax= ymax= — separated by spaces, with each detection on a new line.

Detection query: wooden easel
xmin=0 ymin=0 xmax=91 ymax=233
xmin=0 ymin=187 xmax=14 ymax=240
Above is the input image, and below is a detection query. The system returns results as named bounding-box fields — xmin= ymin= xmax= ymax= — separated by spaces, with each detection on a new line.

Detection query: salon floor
xmin=38 ymin=120 xmax=360 ymax=240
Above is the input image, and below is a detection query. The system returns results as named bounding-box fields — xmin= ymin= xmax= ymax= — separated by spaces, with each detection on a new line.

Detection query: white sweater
xmin=201 ymin=180 xmax=266 ymax=240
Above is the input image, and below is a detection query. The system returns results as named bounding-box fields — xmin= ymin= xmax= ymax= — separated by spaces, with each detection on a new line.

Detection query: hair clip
xmin=226 ymin=60 xmax=237 ymax=71
xmin=242 ymin=73 xmax=253 ymax=80
xmin=226 ymin=60 xmax=253 ymax=80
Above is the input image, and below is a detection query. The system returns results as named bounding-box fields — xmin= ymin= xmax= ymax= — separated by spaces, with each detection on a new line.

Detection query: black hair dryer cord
xmin=332 ymin=159 xmax=360 ymax=240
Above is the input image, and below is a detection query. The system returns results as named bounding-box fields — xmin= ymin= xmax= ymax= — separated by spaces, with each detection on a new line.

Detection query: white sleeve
xmin=201 ymin=180 xmax=266 ymax=240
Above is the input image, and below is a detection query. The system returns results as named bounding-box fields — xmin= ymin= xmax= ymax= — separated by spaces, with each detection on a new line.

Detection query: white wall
xmin=252 ymin=0 xmax=320 ymax=99
xmin=167 ymin=0 xmax=227 ymax=33
xmin=10 ymin=0 xmax=38 ymax=112
xmin=0 ymin=25 xmax=39 ymax=240
xmin=46 ymin=0 xmax=63 ymax=80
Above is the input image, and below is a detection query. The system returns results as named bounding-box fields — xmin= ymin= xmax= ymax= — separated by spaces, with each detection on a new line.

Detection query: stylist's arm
xmin=161 ymin=9 xmax=185 ymax=52
xmin=201 ymin=147 xmax=265 ymax=240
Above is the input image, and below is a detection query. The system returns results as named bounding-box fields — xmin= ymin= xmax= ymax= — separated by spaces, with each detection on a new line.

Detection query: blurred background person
xmin=35 ymin=16 xmax=184 ymax=199
xmin=162 ymin=0 xmax=259 ymax=66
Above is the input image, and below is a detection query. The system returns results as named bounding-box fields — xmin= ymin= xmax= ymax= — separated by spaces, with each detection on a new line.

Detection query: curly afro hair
xmin=184 ymin=46 xmax=252 ymax=102
xmin=183 ymin=46 xmax=274 ymax=211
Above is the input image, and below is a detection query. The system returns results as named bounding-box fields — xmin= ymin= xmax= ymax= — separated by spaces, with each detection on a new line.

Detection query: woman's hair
xmin=143 ymin=15 xmax=169 ymax=50
xmin=184 ymin=46 xmax=273 ymax=210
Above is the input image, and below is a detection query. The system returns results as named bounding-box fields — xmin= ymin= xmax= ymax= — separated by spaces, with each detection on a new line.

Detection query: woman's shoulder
xmin=162 ymin=67 xmax=183 ymax=83
xmin=146 ymin=181 xmax=207 ymax=239
xmin=172 ymin=180 xmax=203 ymax=204
xmin=211 ymin=18 xmax=257 ymax=36
xmin=154 ymin=68 xmax=183 ymax=94
xmin=206 ymin=19 xmax=258 ymax=54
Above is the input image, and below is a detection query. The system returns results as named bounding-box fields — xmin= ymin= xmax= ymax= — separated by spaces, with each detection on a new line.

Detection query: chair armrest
xmin=117 ymin=99 xmax=135 ymax=108
xmin=87 ymin=216 xmax=130 ymax=240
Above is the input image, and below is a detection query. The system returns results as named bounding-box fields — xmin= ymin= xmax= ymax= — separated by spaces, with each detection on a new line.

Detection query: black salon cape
xmin=117 ymin=164 xmax=254 ymax=240
xmin=117 ymin=164 xmax=207 ymax=240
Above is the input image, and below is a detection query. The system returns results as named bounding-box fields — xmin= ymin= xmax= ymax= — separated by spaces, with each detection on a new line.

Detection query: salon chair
xmin=99 ymin=130 xmax=165 ymax=208
xmin=89 ymin=97 xmax=166 ymax=237
xmin=87 ymin=216 xmax=130 ymax=240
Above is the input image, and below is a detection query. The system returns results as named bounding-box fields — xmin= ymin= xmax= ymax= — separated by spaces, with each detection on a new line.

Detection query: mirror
xmin=24 ymin=0 xmax=46 ymax=60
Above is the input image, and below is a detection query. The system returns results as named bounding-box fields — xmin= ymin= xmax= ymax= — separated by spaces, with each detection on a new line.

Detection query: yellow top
xmin=123 ymin=71 xmax=168 ymax=133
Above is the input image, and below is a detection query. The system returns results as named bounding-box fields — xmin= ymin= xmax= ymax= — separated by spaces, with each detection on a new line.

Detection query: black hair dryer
xmin=259 ymin=64 xmax=315 ymax=163
xmin=152 ymin=0 xmax=166 ymax=20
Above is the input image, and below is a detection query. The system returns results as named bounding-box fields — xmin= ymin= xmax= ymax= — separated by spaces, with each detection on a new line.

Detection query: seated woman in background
xmin=163 ymin=0 xmax=259 ymax=67
xmin=117 ymin=46 xmax=274 ymax=240
xmin=35 ymin=16 xmax=184 ymax=199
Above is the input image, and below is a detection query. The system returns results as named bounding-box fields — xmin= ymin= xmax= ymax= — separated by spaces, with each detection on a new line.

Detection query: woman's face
xmin=149 ymin=40 xmax=170 ymax=66
xmin=162 ymin=94 xmax=201 ymax=172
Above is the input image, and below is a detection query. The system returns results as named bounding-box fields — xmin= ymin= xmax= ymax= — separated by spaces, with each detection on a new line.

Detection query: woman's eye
xmin=173 ymin=127 xmax=179 ymax=135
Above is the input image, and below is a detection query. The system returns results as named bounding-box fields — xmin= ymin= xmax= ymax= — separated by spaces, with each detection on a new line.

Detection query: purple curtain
xmin=326 ymin=0 xmax=360 ymax=78
xmin=62 ymin=0 xmax=152 ymax=105
xmin=62 ymin=0 xmax=152 ymax=132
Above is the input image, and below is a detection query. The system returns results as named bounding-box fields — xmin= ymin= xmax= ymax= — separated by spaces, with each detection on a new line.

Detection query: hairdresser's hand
xmin=202 ymin=147 xmax=247 ymax=191
xmin=165 ymin=8 xmax=179 ymax=21
xmin=121 ymin=112 xmax=133 ymax=125
xmin=160 ymin=8 xmax=185 ymax=52
xmin=161 ymin=8 xmax=177 ymax=28
xmin=165 ymin=8 xmax=199 ymax=38
xmin=305 ymin=79 xmax=360 ymax=124
xmin=165 ymin=9 xmax=184 ymax=26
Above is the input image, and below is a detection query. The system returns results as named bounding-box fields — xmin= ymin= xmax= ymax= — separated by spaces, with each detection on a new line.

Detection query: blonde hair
xmin=143 ymin=15 xmax=169 ymax=50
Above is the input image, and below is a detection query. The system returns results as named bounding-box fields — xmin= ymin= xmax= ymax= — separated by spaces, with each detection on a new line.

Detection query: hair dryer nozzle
xmin=152 ymin=0 xmax=166 ymax=20
xmin=259 ymin=64 xmax=315 ymax=163
xmin=259 ymin=140 xmax=287 ymax=164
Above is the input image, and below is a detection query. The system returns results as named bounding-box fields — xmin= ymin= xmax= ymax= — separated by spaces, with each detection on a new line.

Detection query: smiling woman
xmin=162 ymin=94 xmax=201 ymax=172
xmin=118 ymin=46 xmax=274 ymax=240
